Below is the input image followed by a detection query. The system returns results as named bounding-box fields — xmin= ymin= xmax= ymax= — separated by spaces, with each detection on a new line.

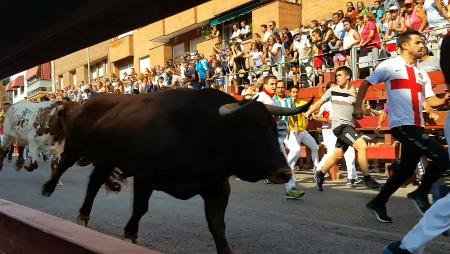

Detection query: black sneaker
xmin=366 ymin=200 xmax=392 ymax=223
xmin=382 ymin=241 xmax=412 ymax=254
xmin=407 ymin=191 xmax=431 ymax=215
xmin=364 ymin=176 xmax=380 ymax=190
xmin=314 ymin=171 xmax=324 ymax=191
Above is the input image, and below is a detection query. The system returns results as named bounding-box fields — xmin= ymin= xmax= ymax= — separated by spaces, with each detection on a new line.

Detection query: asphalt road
xmin=0 ymin=159 xmax=449 ymax=254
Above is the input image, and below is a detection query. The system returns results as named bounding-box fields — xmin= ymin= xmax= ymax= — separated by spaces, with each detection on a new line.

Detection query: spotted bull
xmin=0 ymin=100 xmax=80 ymax=173
xmin=42 ymin=89 xmax=311 ymax=254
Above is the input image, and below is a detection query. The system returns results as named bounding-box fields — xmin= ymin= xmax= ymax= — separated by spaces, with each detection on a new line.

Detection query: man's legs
xmin=399 ymin=193 xmax=450 ymax=254
xmin=298 ymin=131 xmax=319 ymax=169
xmin=344 ymin=147 xmax=357 ymax=180
xmin=283 ymin=131 xmax=304 ymax=199
xmin=316 ymin=129 xmax=336 ymax=172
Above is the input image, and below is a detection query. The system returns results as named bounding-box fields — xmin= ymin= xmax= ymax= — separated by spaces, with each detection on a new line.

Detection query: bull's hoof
xmin=124 ymin=232 xmax=138 ymax=244
xmin=24 ymin=162 xmax=38 ymax=172
xmin=76 ymin=214 xmax=90 ymax=227
xmin=41 ymin=182 xmax=56 ymax=197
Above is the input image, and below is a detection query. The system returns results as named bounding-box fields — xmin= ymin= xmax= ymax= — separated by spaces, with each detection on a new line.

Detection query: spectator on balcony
xmin=418 ymin=45 xmax=441 ymax=71
xmin=356 ymin=16 xmax=364 ymax=34
xmin=311 ymin=28 xmax=325 ymax=84
xmin=268 ymin=21 xmax=281 ymax=37
xmin=424 ymin=0 xmax=449 ymax=57
xmin=282 ymin=29 xmax=294 ymax=58
xmin=123 ymin=81 xmax=133 ymax=94
xmin=211 ymin=26 xmax=220 ymax=38
xmin=249 ymin=41 xmax=264 ymax=72
xmin=357 ymin=1 xmax=369 ymax=18
xmin=239 ymin=20 xmax=251 ymax=39
xmin=261 ymin=24 xmax=271 ymax=43
xmin=337 ymin=9 xmax=345 ymax=20
xmin=318 ymin=19 xmax=335 ymax=69
xmin=309 ymin=20 xmax=319 ymax=37
xmin=384 ymin=6 xmax=406 ymax=55
xmin=328 ymin=36 xmax=346 ymax=67
xmin=360 ymin=13 xmax=381 ymax=70
xmin=342 ymin=18 xmax=362 ymax=65
xmin=373 ymin=1 xmax=385 ymax=24
xmin=181 ymin=61 xmax=197 ymax=88
xmin=404 ymin=0 xmax=428 ymax=32
xmin=267 ymin=35 xmax=284 ymax=79
xmin=331 ymin=12 xmax=345 ymax=39
xmin=345 ymin=2 xmax=359 ymax=24
xmin=383 ymin=0 xmax=400 ymax=12
xmin=252 ymin=33 xmax=263 ymax=51
xmin=380 ymin=11 xmax=391 ymax=38
xmin=230 ymin=24 xmax=241 ymax=41
xmin=231 ymin=40 xmax=246 ymax=73
xmin=291 ymin=28 xmax=312 ymax=63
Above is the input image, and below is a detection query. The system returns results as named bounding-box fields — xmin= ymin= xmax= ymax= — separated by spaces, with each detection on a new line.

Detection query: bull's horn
xmin=218 ymin=96 xmax=259 ymax=116
xmin=265 ymin=97 xmax=314 ymax=116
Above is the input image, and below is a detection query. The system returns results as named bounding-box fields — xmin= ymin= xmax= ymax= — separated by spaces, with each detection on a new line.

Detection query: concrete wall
xmin=0 ymin=199 xmax=160 ymax=254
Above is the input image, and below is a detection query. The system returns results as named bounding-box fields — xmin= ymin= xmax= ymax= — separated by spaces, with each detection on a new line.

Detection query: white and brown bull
xmin=0 ymin=100 xmax=80 ymax=174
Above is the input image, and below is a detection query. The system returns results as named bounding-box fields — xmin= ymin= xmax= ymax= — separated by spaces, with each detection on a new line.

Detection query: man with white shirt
xmin=261 ymin=24 xmax=271 ymax=43
xmin=331 ymin=12 xmax=345 ymax=39
xmin=382 ymin=32 xmax=450 ymax=254
xmin=256 ymin=76 xmax=305 ymax=199
xmin=355 ymin=30 xmax=450 ymax=223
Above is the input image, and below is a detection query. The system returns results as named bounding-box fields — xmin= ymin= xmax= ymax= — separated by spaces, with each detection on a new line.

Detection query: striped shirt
xmin=322 ymin=85 xmax=357 ymax=129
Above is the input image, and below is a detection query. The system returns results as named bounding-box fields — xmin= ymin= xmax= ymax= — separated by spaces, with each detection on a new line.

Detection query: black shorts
xmin=333 ymin=124 xmax=361 ymax=151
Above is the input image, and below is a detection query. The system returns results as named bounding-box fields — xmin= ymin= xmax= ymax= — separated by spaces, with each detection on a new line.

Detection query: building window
xmin=172 ymin=43 xmax=185 ymax=60
xmin=20 ymin=86 xmax=24 ymax=94
xmin=71 ymin=71 xmax=76 ymax=86
xmin=190 ymin=37 xmax=205 ymax=53
xmin=139 ymin=57 xmax=151 ymax=73
xmin=221 ymin=13 xmax=252 ymax=42
xmin=98 ymin=61 xmax=106 ymax=77
xmin=14 ymin=90 xmax=17 ymax=97
xmin=119 ymin=63 xmax=134 ymax=81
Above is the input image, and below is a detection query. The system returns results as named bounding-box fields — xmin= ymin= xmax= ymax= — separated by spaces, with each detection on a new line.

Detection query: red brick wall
xmin=301 ymin=0 xmax=375 ymax=25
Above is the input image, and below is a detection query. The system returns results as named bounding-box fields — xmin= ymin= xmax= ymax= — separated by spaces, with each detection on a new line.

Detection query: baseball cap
xmin=389 ymin=6 xmax=399 ymax=11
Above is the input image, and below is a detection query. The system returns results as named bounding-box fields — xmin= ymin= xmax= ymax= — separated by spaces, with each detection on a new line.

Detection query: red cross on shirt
xmin=390 ymin=66 xmax=423 ymax=126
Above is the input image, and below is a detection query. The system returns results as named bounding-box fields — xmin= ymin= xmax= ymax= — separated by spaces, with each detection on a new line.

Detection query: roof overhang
xmin=152 ymin=21 xmax=209 ymax=44
xmin=0 ymin=0 xmax=208 ymax=79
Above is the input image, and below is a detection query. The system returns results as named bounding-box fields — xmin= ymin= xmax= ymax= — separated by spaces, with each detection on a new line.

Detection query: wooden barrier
xmin=0 ymin=199 xmax=159 ymax=254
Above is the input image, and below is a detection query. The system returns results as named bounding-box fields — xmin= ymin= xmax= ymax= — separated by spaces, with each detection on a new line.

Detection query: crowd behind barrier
xmin=37 ymin=0 xmax=449 ymax=104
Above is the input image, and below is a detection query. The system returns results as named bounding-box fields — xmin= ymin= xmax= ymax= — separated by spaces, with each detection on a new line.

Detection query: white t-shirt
xmin=262 ymin=31 xmax=271 ymax=42
xmin=255 ymin=91 xmax=276 ymax=106
xmin=231 ymin=30 xmax=241 ymax=40
xmin=293 ymin=36 xmax=312 ymax=61
xmin=366 ymin=56 xmax=435 ymax=128
xmin=270 ymin=43 xmax=283 ymax=64
xmin=252 ymin=51 xmax=264 ymax=67
xmin=332 ymin=22 xmax=345 ymax=39
xmin=317 ymin=101 xmax=333 ymax=129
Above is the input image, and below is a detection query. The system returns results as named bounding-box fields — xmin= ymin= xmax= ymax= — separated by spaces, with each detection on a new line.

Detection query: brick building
xmin=53 ymin=0 xmax=374 ymax=89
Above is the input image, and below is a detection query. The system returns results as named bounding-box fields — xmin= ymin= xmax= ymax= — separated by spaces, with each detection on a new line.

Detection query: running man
xmin=355 ymin=30 xmax=450 ymax=223
xmin=304 ymin=66 xmax=380 ymax=191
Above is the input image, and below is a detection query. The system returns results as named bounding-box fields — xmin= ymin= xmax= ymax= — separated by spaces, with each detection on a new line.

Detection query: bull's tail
xmin=104 ymin=168 xmax=128 ymax=193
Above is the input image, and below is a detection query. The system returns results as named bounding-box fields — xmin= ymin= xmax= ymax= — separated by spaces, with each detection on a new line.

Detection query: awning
xmin=5 ymin=82 xmax=14 ymax=92
xmin=26 ymin=66 xmax=39 ymax=80
xmin=209 ymin=3 xmax=258 ymax=27
xmin=11 ymin=75 xmax=24 ymax=88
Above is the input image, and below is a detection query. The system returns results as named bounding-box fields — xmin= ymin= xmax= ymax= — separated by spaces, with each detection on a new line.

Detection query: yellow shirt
xmin=289 ymin=100 xmax=309 ymax=132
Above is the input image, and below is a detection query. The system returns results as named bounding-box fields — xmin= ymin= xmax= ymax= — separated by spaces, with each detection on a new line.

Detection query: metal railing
xmin=214 ymin=25 xmax=450 ymax=90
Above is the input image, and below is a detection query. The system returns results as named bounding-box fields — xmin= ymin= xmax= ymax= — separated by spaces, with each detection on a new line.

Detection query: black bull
xmin=42 ymin=89 xmax=312 ymax=254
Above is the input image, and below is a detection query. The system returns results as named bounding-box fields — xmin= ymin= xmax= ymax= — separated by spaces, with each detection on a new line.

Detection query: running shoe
xmin=366 ymin=200 xmax=392 ymax=223
xmin=285 ymin=188 xmax=305 ymax=200
xmin=407 ymin=191 xmax=431 ymax=215
xmin=382 ymin=241 xmax=412 ymax=254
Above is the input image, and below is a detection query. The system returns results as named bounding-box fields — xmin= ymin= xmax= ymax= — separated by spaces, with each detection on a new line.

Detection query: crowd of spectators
xmin=43 ymin=0 xmax=449 ymax=103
